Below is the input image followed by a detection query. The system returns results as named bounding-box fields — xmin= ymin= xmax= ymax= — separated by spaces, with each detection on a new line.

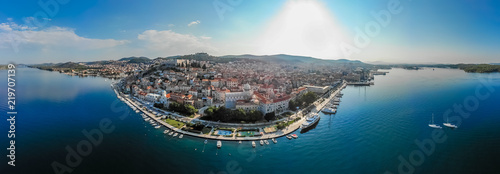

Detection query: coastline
xmin=112 ymin=81 xmax=347 ymax=141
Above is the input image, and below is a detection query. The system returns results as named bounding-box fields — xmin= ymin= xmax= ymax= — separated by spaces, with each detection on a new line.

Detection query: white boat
xmin=179 ymin=134 xmax=183 ymax=138
xmin=272 ymin=138 xmax=277 ymax=144
xmin=168 ymin=132 xmax=174 ymax=135
xmin=252 ymin=141 xmax=256 ymax=148
xmin=286 ymin=135 xmax=292 ymax=140
xmin=301 ymin=113 xmax=320 ymax=129
xmin=173 ymin=133 xmax=178 ymax=137
xmin=264 ymin=140 xmax=269 ymax=145
xmin=321 ymin=107 xmax=337 ymax=114
xmin=164 ymin=130 xmax=169 ymax=134
xmin=217 ymin=140 xmax=222 ymax=148
xmin=260 ymin=140 xmax=264 ymax=146
xmin=291 ymin=134 xmax=298 ymax=139
xmin=428 ymin=114 xmax=442 ymax=129
xmin=204 ymin=139 xmax=208 ymax=144
xmin=154 ymin=125 xmax=161 ymax=129
xmin=443 ymin=117 xmax=458 ymax=128
xmin=238 ymin=141 xmax=242 ymax=144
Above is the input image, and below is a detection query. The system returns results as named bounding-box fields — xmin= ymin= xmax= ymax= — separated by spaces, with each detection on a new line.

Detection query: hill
xmin=118 ymin=56 xmax=151 ymax=63
xmin=219 ymin=54 xmax=365 ymax=65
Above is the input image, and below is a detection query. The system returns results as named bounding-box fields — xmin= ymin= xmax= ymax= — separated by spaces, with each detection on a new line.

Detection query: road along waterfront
xmin=112 ymin=81 xmax=347 ymax=141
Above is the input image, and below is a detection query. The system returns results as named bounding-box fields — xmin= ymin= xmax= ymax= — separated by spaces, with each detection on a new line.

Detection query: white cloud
xmin=137 ymin=30 xmax=216 ymax=55
xmin=200 ymin=36 xmax=212 ymax=40
xmin=0 ymin=21 xmax=128 ymax=51
xmin=0 ymin=23 xmax=12 ymax=31
xmin=187 ymin=20 xmax=200 ymax=27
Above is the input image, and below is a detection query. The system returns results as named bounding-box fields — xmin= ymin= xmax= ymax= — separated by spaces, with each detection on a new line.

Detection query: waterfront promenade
xmin=115 ymin=82 xmax=346 ymax=141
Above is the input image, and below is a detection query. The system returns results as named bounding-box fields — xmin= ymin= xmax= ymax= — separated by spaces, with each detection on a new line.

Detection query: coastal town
xmin=109 ymin=53 xmax=380 ymax=147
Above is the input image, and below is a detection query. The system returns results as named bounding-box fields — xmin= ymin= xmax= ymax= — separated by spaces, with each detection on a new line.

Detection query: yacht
xmin=260 ymin=140 xmax=264 ymax=146
xmin=443 ymin=117 xmax=458 ymax=128
xmin=164 ymin=130 xmax=169 ymax=134
xmin=168 ymin=132 xmax=174 ymax=136
xmin=428 ymin=114 xmax=442 ymax=129
xmin=154 ymin=125 xmax=161 ymax=129
xmin=301 ymin=113 xmax=321 ymax=130
xmin=252 ymin=141 xmax=256 ymax=148
xmin=272 ymin=138 xmax=277 ymax=144
xmin=179 ymin=134 xmax=183 ymax=139
xmin=217 ymin=140 xmax=222 ymax=148
xmin=264 ymin=140 xmax=270 ymax=145
xmin=321 ymin=107 xmax=337 ymax=114
xmin=173 ymin=133 xmax=178 ymax=137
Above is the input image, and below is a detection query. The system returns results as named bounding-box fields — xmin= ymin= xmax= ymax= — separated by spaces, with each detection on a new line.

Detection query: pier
xmin=112 ymin=81 xmax=347 ymax=141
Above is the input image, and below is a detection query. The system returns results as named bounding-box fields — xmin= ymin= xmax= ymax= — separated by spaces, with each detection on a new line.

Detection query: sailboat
xmin=428 ymin=114 xmax=442 ymax=129
xmin=443 ymin=117 xmax=458 ymax=128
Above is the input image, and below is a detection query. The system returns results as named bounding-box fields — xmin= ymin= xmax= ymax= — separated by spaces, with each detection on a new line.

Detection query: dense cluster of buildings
xmin=120 ymin=54 xmax=363 ymax=117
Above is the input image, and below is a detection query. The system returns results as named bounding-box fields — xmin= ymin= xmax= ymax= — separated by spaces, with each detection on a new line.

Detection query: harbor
xmin=112 ymin=81 xmax=348 ymax=144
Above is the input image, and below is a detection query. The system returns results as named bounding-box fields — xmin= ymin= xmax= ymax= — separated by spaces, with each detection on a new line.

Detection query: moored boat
xmin=301 ymin=113 xmax=320 ymax=130
xmin=252 ymin=141 xmax=256 ymax=148
xmin=217 ymin=140 xmax=222 ymax=148
xmin=272 ymin=138 xmax=277 ymax=144
xmin=291 ymin=134 xmax=298 ymax=139
xmin=260 ymin=140 xmax=264 ymax=146
xmin=428 ymin=114 xmax=442 ymax=129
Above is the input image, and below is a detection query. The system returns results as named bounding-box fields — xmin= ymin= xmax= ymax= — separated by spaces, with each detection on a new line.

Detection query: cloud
xmin=0 ymin=20 xmax=128 ymax=51
xmin=0 ymin=23 xmax=12 ymax=31
xmin=168 ymin=24 xmax=175 ymax=27
xmin=187 ymin=20 xmax=200 ymax=27
xmin=137 ymin=30 xmax=216 ymax=55
xmin=200 ymin=36 xmax=212 ymax=40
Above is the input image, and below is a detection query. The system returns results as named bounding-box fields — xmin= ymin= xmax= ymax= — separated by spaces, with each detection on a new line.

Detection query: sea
xmin=1 ymin=67 xmax=500 ymax=174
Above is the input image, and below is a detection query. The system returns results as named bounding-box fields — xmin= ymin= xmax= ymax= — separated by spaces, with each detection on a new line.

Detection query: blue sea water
xmin=1 ymin=68 xmax=500 ymax=174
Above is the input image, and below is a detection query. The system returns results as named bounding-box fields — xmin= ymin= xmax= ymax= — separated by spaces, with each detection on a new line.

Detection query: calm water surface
xmin=1 ymin=68 xmax=500 ymax=174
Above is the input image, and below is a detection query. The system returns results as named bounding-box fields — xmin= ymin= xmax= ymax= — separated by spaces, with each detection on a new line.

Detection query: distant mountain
xmin=219 ymin=54 xmax=365 ymax=65
xmin=31 ymin=62 xmax=87 ymax=70
xmin=118 ymin=56 xmax=151 ymax=63
xmin=491 ymin=63 xmax=500 ymax=65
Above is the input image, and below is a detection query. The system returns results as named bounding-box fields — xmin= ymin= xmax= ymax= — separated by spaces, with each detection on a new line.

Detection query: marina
xmin=111 ymin=80 xmax=348 ymax=144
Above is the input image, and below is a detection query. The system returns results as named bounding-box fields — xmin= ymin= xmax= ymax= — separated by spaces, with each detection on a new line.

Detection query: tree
xmin=264 ymin=112 xmax=276 ymax=121
xmin=202 ymin=64 xmax=207 ymax=70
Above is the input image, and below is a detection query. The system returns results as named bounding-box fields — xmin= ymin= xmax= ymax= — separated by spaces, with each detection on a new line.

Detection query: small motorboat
xmin=286 ymin=135 xmax=292 ymax=140
xmin=179 ymin=134 xmax=183 ymax=139
xmin=260 ymin=140 xmax=264 ymax=146
xmin=204 ymin=139 xmax=208 ymax=144
xmin=173 ymin=133 xmax=178 ymax=137
xmin=291 ymin=134 xmax=298 ymax=139
xmin=154 ymin=125 xmax=161 ymax=129
xmin=168 ymin=132 xmax=174 ymax=136
xmin=272 ymin=138 xmax=277 ymax=144
xmin=238 ymin=141 xmax=242 ymax=144
xmin=252 ymin=141 xmax=256 ymax=148
xmin=163 ymin=130 xmax=169 ymax=134
xmin=264 ymin=140 xmax=269 ymax=145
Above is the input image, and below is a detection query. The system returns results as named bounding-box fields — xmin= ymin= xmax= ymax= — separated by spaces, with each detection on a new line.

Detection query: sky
xmin=0 ymin=0 xmax=499 ymax=64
